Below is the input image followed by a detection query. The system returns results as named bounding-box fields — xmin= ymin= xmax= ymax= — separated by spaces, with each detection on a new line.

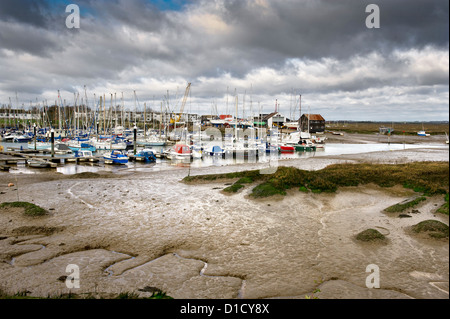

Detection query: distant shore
xmin=324 ymin=131 xmax=449 ymax=145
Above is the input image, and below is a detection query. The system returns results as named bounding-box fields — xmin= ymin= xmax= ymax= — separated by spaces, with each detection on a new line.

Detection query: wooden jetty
xmin=1 ymin=149 xmax=101 ymax=168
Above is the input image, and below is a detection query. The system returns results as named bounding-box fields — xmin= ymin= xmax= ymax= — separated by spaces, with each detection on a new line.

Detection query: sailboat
xmin=417 ymin=131 xmax=430 ymax=137
xmin=417 ymin=124 xmax=430 ymax=136
xmin=291 ymin=96 xmax=318 ymax=151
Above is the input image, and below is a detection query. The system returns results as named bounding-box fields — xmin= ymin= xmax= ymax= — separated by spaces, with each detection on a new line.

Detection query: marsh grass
xmin=412 ymin=220 xmax=449 ymax=239
xmin=223 ymin=183 xmax=245 ymax=193
xmin=356 ymin=229 xmax=386 ymax=242
xmin=384 ymin=196 xmax=427 ymax=213
xmin=436 ymin=193 xmax=449 ymax=215
xmin=0 ymin=201 xmax=47 ymax=216
xmin=251 ymin=182 xmax=287 ymax=198
xmin=183 ymin=162 xmax=448 ymax=198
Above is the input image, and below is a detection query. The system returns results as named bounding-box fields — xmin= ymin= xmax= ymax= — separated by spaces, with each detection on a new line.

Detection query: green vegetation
xmin=236 ymin=177 xmax=254 ymax=184
xmin=183 ymin=162 xmax=449 ymax=198
xmin=223 ymin=183 xmax=245 ymax=193
xmin=251 ymin=182 xmax=287 ymax=198
xmin=305 ymin=288 xmax=321 ymax=299
xmin=299 ymin=186 xmax=309 ymax=192
xmin=436 ymin=193 xmax=449 ymax=216
xmin=0 ymin=201 xmax=47 ymax=216
xmin=356 ymin=229 xmax=386 ymax=242
xmin=183 ymin=169 xmax=261 ymax=183
xmin=222 ymin=176 xmax=256 ymax=193
xmin=384 ymin=196 xmax=427 ymax=213
xmin=412 ymin=220 xmax=449 ymax=239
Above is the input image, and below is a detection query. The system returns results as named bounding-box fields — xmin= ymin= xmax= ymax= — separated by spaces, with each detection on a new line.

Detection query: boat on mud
xmin=134 ymin=149 xmax=157 ymax=163
xmin=73 ymin=149 xmax=97 ymax=162
xmin=204 ymin=145 xmax=225 ymax=157
xmin=166 ymin=143 xmax=192 ymax=160
xmin=103 ymin=150 xmax=129 ymax=165
xmin=26 ymin=158 xmax=53 ymax=168
xmin=417 ymin=130 xmax=430 ymax=137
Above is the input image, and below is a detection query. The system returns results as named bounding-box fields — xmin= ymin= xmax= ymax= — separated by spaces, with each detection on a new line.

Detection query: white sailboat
xmin=417 ymin=124 xmax=430 ymax=136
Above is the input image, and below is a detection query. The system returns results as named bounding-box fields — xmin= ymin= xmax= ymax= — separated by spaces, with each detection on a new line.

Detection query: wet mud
xmin=0 ymin=147 xmax=448 ymax=299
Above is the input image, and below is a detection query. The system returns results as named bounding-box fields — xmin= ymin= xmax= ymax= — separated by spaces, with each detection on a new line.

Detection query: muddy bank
xmin=0 ymin=148 xmax=448 ymax=299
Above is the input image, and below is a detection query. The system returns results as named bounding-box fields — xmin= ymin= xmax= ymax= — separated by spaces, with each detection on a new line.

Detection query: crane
xmin=171 ymin=82 xmax=191 ymax=124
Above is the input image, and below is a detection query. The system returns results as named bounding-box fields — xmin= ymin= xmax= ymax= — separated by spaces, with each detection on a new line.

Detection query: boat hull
xmin=295 ymin=145 xmax=316 ymax=152
xmin=279 ymin=146 xmax=295 ymax=152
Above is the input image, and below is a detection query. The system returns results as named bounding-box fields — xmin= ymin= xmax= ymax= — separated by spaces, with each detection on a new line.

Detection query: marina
xmin=2 ymin=137 xmax=447 ymax=175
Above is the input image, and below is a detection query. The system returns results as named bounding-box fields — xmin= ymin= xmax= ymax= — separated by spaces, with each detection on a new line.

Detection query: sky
xmin=0 ymin=0 xmax=448 ymax=121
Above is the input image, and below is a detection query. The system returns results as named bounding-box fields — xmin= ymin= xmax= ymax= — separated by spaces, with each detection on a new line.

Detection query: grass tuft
xmin=356 ymin=229 xmax=386 ymax=242
xmin=412 ymin=220 xmax=449 ymax=239
xmin=384 ymin=196 xmax=427 ymax=213
xmin=223 ymin=183 xmax=245 ymax=193
xmin=250 ymin=182 xmax=286 ymax=198
xmin=0 ymin=202 xmax=47 ymax=216
xmin=436 ymin=193 xmax=449 ymax=216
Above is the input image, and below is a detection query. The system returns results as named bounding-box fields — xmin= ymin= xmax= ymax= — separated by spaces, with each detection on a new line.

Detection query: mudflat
xmin=0 ymin=139 xmax=448 ymax=299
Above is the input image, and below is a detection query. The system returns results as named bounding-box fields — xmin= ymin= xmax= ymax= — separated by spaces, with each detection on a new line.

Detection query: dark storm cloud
xmin=0 ymin=0 xmax=448 ymax=121
xmin=0 ymin=0 xmax=51 ymax=28
xmin=84 ymin=0 xmax=169 ymax=30
xmin=216 ymin=0 xmax=448 ymax=74
xmin=0 ymin=0 xmax=69 ymax=56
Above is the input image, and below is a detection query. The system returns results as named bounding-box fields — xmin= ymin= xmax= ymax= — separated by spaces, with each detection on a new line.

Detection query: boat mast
xmin=74 ymin=92 xmax=77 ymax=135
xmin=83 ymin=85 xmax=88 ymax=132
xmin=15 ymin=92 xmax=18 ymax=129
xmin=8 ymin=97 xmax=12 ymax=128
xmin=160 ymin=101 xmax=162 ymax=140
xmin=308 ymin=104 xmax=310 ymax=134
xmin=144 ymin=102 xmax=147 ymax=137
xmin=103 ymin=94 xmax=106 ymax=134
xmin=250 ymin=84 xmax=253 ymax=125
xmin=243 ymin=90 xmax=246 ymax=123
xmin=114 ymin=93 xmax=117 ymax=132
xmin=235 ymin=92 xmax=238 ymax=140
xmin=57 ymin=90 xmax=61 ymax=132
xmin=226 ymin=86 xmax=229 ymax=118
xmin=109 ymin=93 xmax=113 ymax=134
xmin=298 ymin=94 xmax=302 ymax=132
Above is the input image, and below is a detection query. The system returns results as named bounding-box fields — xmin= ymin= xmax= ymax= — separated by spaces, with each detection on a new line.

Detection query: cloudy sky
xmin=0 ymin=0 xmax=448 ymax=121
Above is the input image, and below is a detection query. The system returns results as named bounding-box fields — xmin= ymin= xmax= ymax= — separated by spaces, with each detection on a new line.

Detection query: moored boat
xmin=26 ymin=158 xmax=52 ymax=168
xmin=417 ymin=130 xmax=430 ymax=137
xmin=134 ymin=149 xmax=157 ymax=162
xmin=166 ymin=143 xmax=191 ymax=160
xmin=279 ymin=144 xmax=295 ymax=152
xmin=295 ymin=144 xmax=316 ymax=152
xmin=104 ymin=150 xmax=128 ymax=165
